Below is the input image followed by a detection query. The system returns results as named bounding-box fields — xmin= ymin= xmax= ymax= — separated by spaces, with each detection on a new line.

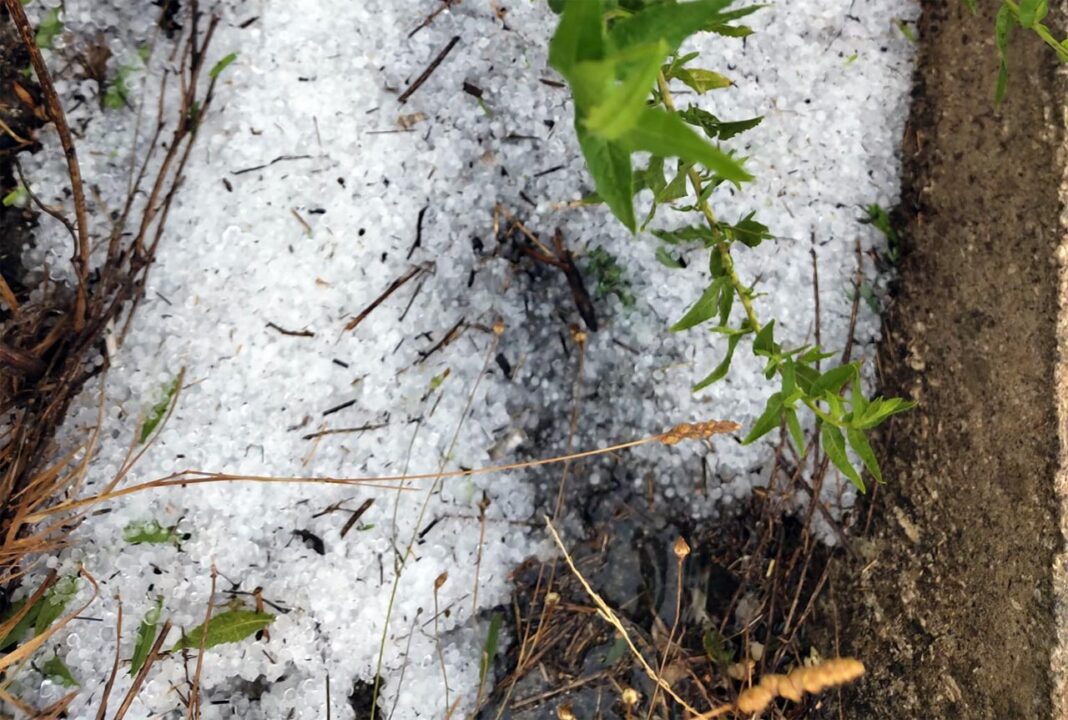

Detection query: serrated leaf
xmin=577 ymin=128 xmax=636 ymax=231
xmin=693 ymin=329 xmax=745 ymax=391
xmin=209 ymin=52 xmax=238 ymax=79
xmin=172 ymin=609 xmax=274 ymax=652
xmin=585 ymin=41 xmax=669 ymax=139
xmin=726 ymin=212 xmax=771 ymax=247
xmin=622 ymin=107 xmax=751 ymax=183
xmin=607 ymin=0 xmax=734 ymax=54
xmin=821 ymin=423 xmax=864 ymax=491
xmin=35 ymin=576 xmax=78 ymax=637
xmin=42 ymin=655 xmax=77 ymax=687
xmin=742 ymin=392 xmax=784 ymax=444
xmin=140 ymin=374 xmax=181 ymax=444
xmin=846 ymin=428 xmax=882 ymax=484
xmin=675 ymin=67 xmax=731 ymax=93
xmin=131 ymin=597 xmax=164 ymax=676
xmin=810 ymin=363 xmax=857 ymax=397
xmin=717 ymin=115 xmax=763 ymax=141
xmin=671 ymin=280 xmax=723 ymax=331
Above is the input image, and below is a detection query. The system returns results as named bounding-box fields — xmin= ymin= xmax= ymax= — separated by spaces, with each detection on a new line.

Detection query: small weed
xmin=130 ymin=597 xmax=163 ymax=676
xmin=103 ymin=63 xmax=135 ymax=110
xmin=122 ymin=519 xmax=181 ymax=545
xmin=171 ymin=608 xmax=274 ymax=652
xmin=139 ymin=372 xmax=181 ymax=443
xmin=2 ymin=184 xmax=27 ymax=208
xmin=34 ymin=7 xmax=62 ymax=50
xmin=208 ymin=52 xmax=237 ymax=79
xmin=549 ymin=0 xmax=913 ymax=488
xmin=969 ymin=0 xmax=1066 ymax=102
xmin=42 ymin=654 xmax=77 ymax=687
xmin=861 ymin=202 xmax=900 ymax=262
xmin=585 ymin=246 xmax=635 ymax=307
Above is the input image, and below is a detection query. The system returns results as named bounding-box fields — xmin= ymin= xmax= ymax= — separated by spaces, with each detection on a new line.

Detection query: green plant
xmin=966 ymin=0 xmax=1066 ymax=101
xmin=548 ymin=0 xmax=913 ymax=490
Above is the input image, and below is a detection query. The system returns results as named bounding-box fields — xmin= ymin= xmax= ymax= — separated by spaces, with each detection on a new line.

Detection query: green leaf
xmin=623 ymin=108 xmax=751 ymax=183
xmin=995 ymin=3 xmax=1015 ymax=103
xmin=209 ymin=52 xmax=238 ymax=79
xmin=2 ymin=184 xmax=26 ymax=207
xmin=821 ymin=423 xmax=864 ymax=491
xmin=140 ymin=374 xmax=181 ymax=444
xmin=35 ymin=7 xmax=63 ymax=50
xmin=810 ymin=363 xmax=857 ymax=397
xmin=42 ymin=655 xmax=77 ymax=687
xmin=752 ymin=320 xmax=776 ymax=356
xmin=854 ymin=396 xmax=915 ymax=430
xmin=607 ymin=0 xmax=734 ymax=54
xmin=846 ymin=428 xmax=882 ymax=484
xmin=650 ymin=225 xmax=709 ymax=245
xmin=702 ymin=627 xmax=733 ymax=664
xmin=131 ymin=597 xmax=164 ymax=676
xmin=717 ymin=115 xmax=763 ymax=141
xmin=895 ymin=19 xmax=916 ymax=42
xmin=1018 ymin=0 xmax=1048 ymax=27
xmin=0 ymin=598 xmax=41 ymax=650
xmin=725 ymin=212 xmax=771 ymax=247
xmin=655 ymin=246 xmax=685 ymax=268
xmin=670 ymin=280 xmax=723 ymax=331
xmin=742 ymin=392 xmax=784 ymax=444
xmin=172 ymin=609 xmax=274 ymax=652
xmin=674 ymin=67 xmax=731 ymax=94
xmin=785 ymin=407 xmax=806 ymax=453
xmin=479 ymin=613 xmax=502 ymax=685
xmin=693 ymin=328 xmax=746 ymax=390
xmin=577 ymin=128 xmax=636 ymax=231
xmin=549 ymin=0 xmax=605 ymax=75
xmin=585 ymin=41 xmax=669 ymax=139
xmin=35 ymin=576 xmax=78 ymax=637
xmin=123 ymin=519 xmax=180 ymax=546
xmin=642 ymin=155 xmax=667 ymax=197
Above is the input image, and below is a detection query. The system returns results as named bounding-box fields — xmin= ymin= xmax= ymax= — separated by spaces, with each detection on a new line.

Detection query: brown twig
xmin=398 ymin=35 xmax=460 ymax=103
xmin=3 ymin=0 xmax=91 ymax=329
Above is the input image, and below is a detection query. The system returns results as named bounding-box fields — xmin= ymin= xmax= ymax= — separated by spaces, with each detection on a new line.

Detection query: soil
xmin=814 ymin=3 xmax=1064 ymax=718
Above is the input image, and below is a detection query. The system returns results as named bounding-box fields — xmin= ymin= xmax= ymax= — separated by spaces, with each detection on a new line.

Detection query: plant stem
xmin=656 ymin=71 xmax=762 ymax=332
xmin=1003 ymin=0 xmax=1068 ymax=60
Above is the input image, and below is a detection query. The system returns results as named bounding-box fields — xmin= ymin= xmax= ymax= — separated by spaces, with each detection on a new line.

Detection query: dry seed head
xmin=673 ymin=535 xmax=691 ymax=559
xmin=735 ymin=657 xmax=865 ymax=714
xmin=556 ymin=702 xmax=576 ymax=720
xmin=658 ymin=419 xmax=741 ymax=446
xmin=434 ymin=571 xmax=448 ymax=591
xmin=621 ymin=687 xmax=640 ymax=708
xmin=493 ymin=319 xmax=505 ymax=336
xmin=545 ymin=591 xmax=560 ymax=606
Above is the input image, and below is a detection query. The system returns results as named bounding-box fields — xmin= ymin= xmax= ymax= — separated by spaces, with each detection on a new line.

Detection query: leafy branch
xmin=548 ymin=0 xmax=913 ymax=490
xmin=968 ymin=0 xmax=1068 ymax=101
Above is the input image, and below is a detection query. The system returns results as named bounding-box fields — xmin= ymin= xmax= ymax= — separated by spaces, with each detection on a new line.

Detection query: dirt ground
xmin=815 ymin=3 xmax=1064 ymax=718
